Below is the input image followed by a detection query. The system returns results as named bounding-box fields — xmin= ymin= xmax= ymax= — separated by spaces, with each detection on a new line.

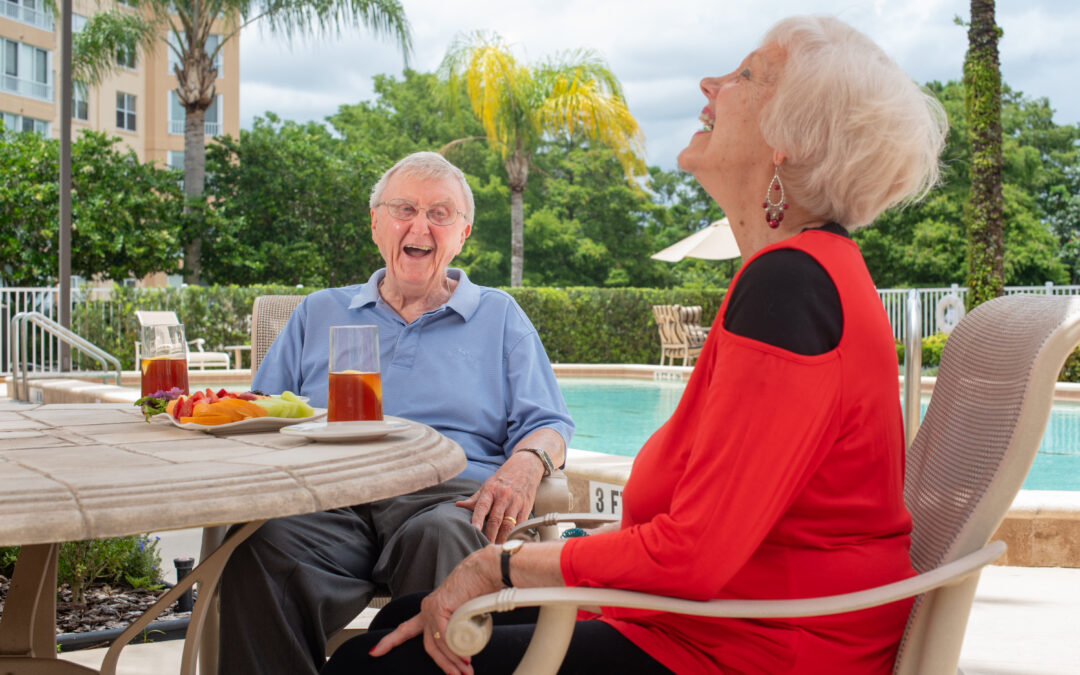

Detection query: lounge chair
xmin=652 ymin=304 xmax=708 ymax=366
xmin=196 ymin=294 xmax=572 ymax=673
xmin=134 ymin=310 xmax=230 ymax=370
xmin=446 ymin=294 xmax=1080 ymax=674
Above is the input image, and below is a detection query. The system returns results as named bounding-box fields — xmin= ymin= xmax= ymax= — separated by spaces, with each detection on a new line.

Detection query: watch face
xmin=504 ymin=539 xmax=524 ymax=553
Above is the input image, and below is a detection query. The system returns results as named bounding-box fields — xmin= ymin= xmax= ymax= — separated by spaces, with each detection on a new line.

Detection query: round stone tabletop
xmin=0 ymin=404 xmax=466 ymax=547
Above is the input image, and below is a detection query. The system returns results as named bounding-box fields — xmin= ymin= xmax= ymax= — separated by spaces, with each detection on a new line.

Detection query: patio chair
xmin=133 ymin=310 xmax=230 ymax=370
xmin=197 ymin=294 xmax=572 ymax=673
xmin=651 ymin=304 xmax=707 ymax=366
xmin=445 ymin=294 xmax=1080 ymax=675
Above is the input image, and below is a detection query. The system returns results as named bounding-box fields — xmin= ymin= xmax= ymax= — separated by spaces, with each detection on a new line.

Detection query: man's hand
xmin=456 ymin=453 xmax=544 ymax=544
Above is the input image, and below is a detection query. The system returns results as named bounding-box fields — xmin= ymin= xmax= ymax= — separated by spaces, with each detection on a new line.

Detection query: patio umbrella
xmin=650 ymin=218 xmax=741 ymax=261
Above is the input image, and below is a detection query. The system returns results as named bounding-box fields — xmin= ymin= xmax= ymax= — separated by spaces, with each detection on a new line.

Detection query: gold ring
xmin=503 ymin=516 xmax=517 ymax=525
xmin=433 ymin=631 xmax=441 ymax=640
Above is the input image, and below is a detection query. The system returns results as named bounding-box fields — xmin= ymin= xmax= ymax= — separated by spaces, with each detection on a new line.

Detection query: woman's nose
xmin=700 ymin=76 xmax=722 ymax=97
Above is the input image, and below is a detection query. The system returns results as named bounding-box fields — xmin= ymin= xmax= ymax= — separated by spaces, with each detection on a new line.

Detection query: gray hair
xmin=759 ymin=16 xmax=948 ymax=229
xmin=369 ymin=151 xmax=476 ymax=223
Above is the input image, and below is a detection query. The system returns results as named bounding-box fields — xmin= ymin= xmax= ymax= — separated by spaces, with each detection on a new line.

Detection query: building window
xmin=0 ymin=38 xmax=52 ymax=101
xmin=169 ymin=90 xmax=221 ymax=136
xmin=167 ymin=150 xmax=184 ymax=170
xmin=71 ymin=12 xmax=87 ymax=32
xmin=116 ymin=47 xmax=136 ymax=69
xmin=116 ymin=92 xmax=136 ymax=131
xmin=72 ymin=81 xmax=88 ymax=120
xmin=3 ymin=0 xmax=55 ymax=31
xmin=1 ymin=111 xmax=50 ymax=136
xmin=167 ymin=32 xmax=222 ymax=76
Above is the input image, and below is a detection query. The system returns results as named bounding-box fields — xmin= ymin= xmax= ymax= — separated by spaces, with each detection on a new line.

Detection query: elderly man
xmin=218 ymin=152 xmax=573 ymax=674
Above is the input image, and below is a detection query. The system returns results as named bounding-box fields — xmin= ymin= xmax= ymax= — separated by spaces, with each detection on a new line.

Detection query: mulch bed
xmin=0 ymin=574 xmax=191 ymax=634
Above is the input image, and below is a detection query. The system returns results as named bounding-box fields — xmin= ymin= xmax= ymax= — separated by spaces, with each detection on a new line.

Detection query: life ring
xmin=935 ymin=294 xmax=965 ymax=335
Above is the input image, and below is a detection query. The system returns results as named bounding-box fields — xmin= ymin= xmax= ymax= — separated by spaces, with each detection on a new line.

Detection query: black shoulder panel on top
xmin=723 ymin=249 xmax=843 ymax=355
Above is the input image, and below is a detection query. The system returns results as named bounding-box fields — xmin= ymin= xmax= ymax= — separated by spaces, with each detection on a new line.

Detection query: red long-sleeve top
xmin=561 ymin=229 xmax=914 ymax=673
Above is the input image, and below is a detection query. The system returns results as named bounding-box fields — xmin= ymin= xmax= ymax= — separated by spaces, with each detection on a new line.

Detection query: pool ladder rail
xmin=9 ymin=311 xmax=122 ymax=402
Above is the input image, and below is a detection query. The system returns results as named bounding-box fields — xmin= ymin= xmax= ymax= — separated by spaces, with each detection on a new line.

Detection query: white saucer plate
xmin=279 ymin=419 xmax=410 ymax=442
xmin=167 ymin=408 xmax=327 ymax=434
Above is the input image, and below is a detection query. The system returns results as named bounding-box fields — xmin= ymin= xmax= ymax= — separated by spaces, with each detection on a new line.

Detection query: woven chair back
xmin=250 ymin=295 xmax=306 ymax=376
xmin=895 ymin=294 xmax=1080 ymax=672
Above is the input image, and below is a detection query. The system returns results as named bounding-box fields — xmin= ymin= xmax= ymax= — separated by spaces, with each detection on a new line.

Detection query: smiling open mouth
xmin=404 ymin=245 xmax=433 ymax=257
xmin=699 ymin=111 xmax=714 ymax=132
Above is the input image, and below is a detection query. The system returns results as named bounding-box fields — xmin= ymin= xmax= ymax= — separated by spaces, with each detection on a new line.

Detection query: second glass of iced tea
xmin=140 ymin=324 xmax=190 ymax=397
xmin=327 ymin=325 xmax=383 ymax=422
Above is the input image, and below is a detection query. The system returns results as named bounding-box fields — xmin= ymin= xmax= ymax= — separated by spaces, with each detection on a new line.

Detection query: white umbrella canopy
xmin=650 ymin=218 xmax=741 ymax=262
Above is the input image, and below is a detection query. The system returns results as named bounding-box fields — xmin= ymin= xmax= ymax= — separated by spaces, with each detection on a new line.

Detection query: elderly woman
xmin=219 ymin=151 xmax=573 ymax=675
xmin=323 ymin=15 xmax=947 ymax=675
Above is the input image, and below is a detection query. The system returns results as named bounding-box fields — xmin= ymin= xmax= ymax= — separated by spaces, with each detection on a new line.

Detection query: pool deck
xmin=1 ymin=381 xmax=1079 ymax=673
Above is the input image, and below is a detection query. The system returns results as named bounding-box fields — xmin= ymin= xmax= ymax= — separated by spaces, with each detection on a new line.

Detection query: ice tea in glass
xmin=139 ymin=324 xmax=190 ymax=397
xmin=327 ymin=325 xmax=382 ymax=421
xmin=328 ymin=370 xmax=383 ymax=421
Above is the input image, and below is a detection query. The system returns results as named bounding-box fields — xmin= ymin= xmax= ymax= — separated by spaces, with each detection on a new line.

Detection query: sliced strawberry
xmin=236 ymin=392 xmax=258 ymax=401
xmin=217 ymin=388 xmax=231 ymax=399
xmin=177 ymin=396 xmax=195 ymax=419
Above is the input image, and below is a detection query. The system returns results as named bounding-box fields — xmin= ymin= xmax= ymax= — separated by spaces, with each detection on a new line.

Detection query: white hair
xmin=759 ymin=16 xmax=949 ymax=228
xmin=369 ymin=151 xmax=476 ymax=223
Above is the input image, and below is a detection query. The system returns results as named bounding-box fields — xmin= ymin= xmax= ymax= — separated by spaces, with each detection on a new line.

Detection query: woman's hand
xmin=369 ymin=547 xmax=500 ymax=674
xmin=456 ymin=453 xmax=542 ymax=543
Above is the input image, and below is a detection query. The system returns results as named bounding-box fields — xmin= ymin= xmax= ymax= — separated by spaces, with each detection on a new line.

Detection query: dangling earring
xmin=762 ymin=166 xmax=788 ymax=229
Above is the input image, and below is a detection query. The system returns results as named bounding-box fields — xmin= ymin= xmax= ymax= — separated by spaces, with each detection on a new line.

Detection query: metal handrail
xmin=10 ymin=312 xmax=122 ymax=402
xmin=904 ymin=289 xmax=922 ymax=448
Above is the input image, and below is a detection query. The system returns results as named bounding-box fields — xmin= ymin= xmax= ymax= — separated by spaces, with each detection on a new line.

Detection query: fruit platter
xmin=136 ymin=388 xmax=326 ymax=434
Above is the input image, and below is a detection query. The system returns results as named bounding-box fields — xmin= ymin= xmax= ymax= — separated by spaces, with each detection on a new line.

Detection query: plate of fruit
xmin=138 ymin=389 xmax=326 ymax=434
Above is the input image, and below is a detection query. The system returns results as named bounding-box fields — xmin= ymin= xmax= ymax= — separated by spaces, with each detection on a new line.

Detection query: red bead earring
xmin=762 ymin=166 xmax=788 ymax=229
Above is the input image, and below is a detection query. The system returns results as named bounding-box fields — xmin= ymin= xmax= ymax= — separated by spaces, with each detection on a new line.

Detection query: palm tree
xmin=72 ymin=0 xmax=412 ymax=283
xmin=963 ymin=0 xmax=1004 ymax=307
xmin=440 ymin=32 xmax=646 ymax=287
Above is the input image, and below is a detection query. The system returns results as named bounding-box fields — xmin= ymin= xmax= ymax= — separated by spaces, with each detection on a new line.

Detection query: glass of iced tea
xmin=140 ymin=324 xmax=190 ymax=397
xmin=327 ymin=325 xmax=383 ymax=422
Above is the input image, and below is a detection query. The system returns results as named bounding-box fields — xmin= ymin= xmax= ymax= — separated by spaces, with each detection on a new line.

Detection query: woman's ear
xmin=773 ymin=149 xmax=786 ymax=166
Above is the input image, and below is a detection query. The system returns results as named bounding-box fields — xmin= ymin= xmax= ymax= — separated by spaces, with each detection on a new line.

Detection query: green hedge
xmin=506 ymin=287 xmax=724 ymax=364
xmin=72 ymin=284 xmax=725 ymax=369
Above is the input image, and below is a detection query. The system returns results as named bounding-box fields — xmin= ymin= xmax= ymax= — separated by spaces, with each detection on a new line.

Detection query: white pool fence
xmin=4 ymin=283 xmax=1080 ymax=375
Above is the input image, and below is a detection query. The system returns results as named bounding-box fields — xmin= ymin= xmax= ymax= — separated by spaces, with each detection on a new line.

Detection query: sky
xmin=238 ymin=0 xmax=1080 ymax=170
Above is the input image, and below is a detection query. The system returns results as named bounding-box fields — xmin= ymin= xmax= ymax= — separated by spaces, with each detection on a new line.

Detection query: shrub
xmin=74 ymin=284 xmax=725 ymax=367
xmin=0 ymin=535 xmax=162 ymax=606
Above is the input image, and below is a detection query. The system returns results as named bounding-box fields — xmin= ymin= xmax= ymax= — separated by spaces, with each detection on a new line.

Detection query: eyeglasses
xmin=375 ymin=199 xmax=464 ymax=227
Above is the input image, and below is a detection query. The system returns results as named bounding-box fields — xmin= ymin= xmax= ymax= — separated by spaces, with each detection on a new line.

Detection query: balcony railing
xmin=1 ymin=73 xmax=53 ymax=101
xmin=169 ymin=119 xmax=221 ymax=136
xmin=2 ymin=1 xmax=55 ymax=30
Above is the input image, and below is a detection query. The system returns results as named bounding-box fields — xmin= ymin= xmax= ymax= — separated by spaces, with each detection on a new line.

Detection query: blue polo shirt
xmin=252 ymin=268 xmax=574 ymax=482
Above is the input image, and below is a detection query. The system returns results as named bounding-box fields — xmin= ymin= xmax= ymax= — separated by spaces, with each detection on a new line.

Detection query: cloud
xmin=237 ymin=0 xmax=1080 ymax=169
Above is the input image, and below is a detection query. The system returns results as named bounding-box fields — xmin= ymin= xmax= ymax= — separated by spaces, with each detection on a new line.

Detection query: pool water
xmin=558 ymin=377 xmax=1080 ymax=492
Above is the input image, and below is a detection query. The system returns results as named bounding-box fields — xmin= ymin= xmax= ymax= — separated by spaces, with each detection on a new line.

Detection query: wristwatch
xmin=515 ymin=447 xmax=555 ymax=477
xmin=501 ymin=539 xmax=524 ymax=587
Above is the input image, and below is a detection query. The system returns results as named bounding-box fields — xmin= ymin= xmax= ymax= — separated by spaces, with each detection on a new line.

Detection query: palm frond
xmin=534 ymin=58 xmax=647 ymax=181
xmin=71 ymin=10 xmax=160 ymax=86
xmin=441 ymin=31 xmax=534 ymax=159
xmin=247 ymin=0 xmax=411 ymax=62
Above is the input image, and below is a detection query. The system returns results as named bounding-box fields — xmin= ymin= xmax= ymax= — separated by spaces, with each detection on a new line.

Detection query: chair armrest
xmin=509 ymin=512 xmax=619 ymax=540
xmin=445 ymin=540 xmax=1005 ymax=666
xmin=187 ymin=338 xmax=207 ymax=352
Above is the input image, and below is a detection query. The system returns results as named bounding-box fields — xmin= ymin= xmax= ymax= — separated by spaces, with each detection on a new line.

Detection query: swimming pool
xmin=558 ymin=377 xmax=1080 ymax=491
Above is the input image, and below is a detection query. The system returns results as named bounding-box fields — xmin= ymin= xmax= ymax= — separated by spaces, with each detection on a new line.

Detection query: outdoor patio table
xmin=0 ymin=403 xmax=466 ymax=675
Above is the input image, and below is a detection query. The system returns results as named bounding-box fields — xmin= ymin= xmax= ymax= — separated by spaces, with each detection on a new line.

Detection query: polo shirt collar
xmin=347 ymin=268 xmax=481 ymax=322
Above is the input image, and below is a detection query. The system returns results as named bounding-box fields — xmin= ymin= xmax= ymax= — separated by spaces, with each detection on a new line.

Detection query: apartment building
xmin=1 ymin=0 xmax=239 ymax=168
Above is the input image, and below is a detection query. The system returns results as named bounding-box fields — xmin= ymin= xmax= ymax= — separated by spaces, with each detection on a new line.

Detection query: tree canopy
xmin=0 ymin=130 xmax=182 ymax=286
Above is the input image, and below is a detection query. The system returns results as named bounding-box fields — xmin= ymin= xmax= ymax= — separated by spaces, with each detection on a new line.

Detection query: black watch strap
xmin=501 ymin=549 xmax=513 ymax=587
